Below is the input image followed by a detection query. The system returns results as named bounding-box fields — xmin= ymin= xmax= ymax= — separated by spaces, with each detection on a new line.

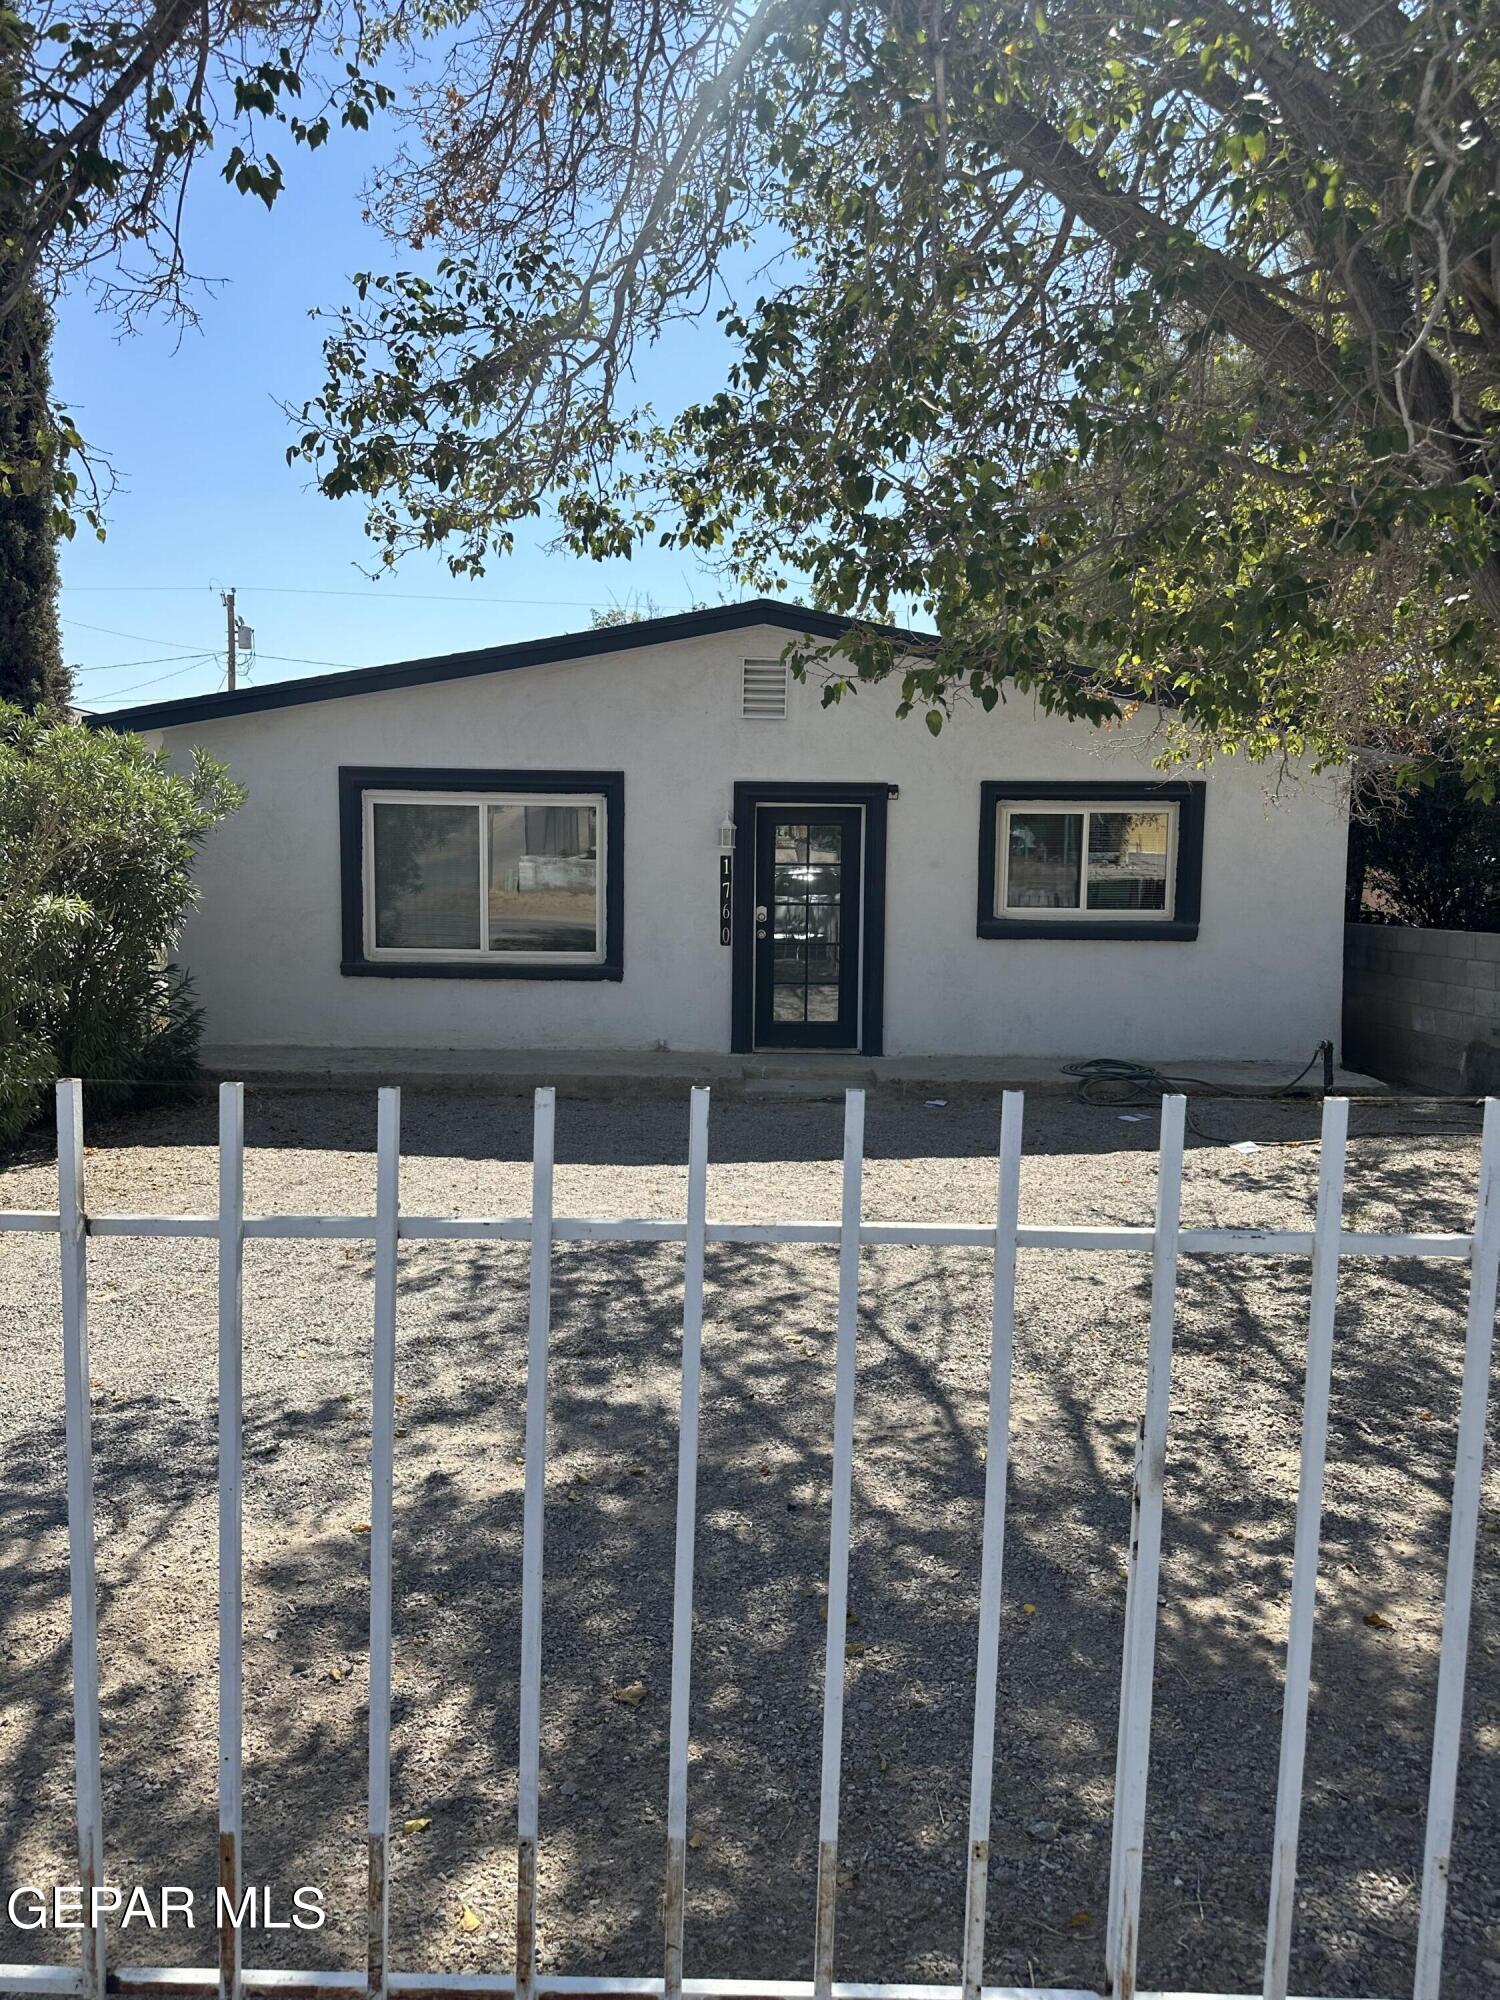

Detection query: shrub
xmin=1350 ymin=768 xmax=1500 ymax=933
xmin=0 ymin=704 xmax=244 ymax=1144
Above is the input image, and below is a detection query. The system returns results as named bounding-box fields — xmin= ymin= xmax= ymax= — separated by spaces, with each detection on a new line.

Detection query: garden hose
xmin=1062 ymin=1044 xmax=1333 ymax=1141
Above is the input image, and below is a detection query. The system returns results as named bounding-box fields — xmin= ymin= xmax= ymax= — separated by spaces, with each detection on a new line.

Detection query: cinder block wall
xmin=1344 ymin=924 xmax=1500 ymax=1092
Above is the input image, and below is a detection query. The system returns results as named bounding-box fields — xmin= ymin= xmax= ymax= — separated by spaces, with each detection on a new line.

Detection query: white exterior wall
xmin=156 ymin=622 xmax=1347 ymax=1060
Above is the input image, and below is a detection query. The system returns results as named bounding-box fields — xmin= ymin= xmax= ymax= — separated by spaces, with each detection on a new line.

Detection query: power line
xmin=64 ymin=616 xmax=218 ymax=655
xmin=66 ymin=580 xmax=812 ymax=689
xmin=247 ymin=649 xmax=359 ymax=668
xmin=92 ymin=657 xmax=219 ymax=698
xmin=75 ymin=652 xmax=219 ymax=672
xmin=61 ymin=583 xmax=692 ymax=609
xmin=66 ymin=616 xmax=358 ymax=674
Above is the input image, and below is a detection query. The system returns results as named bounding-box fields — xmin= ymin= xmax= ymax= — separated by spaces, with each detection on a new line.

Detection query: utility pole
xmin=222 ymin=588 xmax=237 ymax=692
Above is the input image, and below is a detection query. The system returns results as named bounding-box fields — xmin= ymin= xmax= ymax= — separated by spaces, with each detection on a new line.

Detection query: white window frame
xmin=996 ymin=798 xmax=1179 ymax=922
xmin=362 ymin=788 xmax=608 ymax=965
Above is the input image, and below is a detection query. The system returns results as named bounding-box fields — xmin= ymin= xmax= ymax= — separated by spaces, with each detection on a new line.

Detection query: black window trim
xmin=977 ymin=779 xmax=1204 ymax=941
xmin=339 ymin=765 xmax=625 ymax=980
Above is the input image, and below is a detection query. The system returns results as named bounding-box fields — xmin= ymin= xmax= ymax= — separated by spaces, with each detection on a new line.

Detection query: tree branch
xmin=3 ymin=0 xmax=206 ymax=321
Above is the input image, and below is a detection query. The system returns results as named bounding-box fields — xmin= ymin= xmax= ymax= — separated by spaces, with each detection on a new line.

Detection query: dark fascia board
xmin=86 ymin=599 xmax=933 ymax=734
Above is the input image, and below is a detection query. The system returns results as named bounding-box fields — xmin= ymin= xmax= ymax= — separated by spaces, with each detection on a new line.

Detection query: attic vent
xmin=742 ymin=657 xmax=789 ymax=720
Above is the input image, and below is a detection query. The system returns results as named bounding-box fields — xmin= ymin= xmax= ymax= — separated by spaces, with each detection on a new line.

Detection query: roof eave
xmin=87 ymin=598 xmax=930 ymax=734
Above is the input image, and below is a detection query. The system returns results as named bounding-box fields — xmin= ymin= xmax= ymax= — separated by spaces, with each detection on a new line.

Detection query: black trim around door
xmin=731 ymin=781 xmax=890 ymax=1056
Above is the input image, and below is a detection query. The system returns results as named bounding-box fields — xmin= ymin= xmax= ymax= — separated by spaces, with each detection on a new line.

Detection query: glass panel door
xmin=754 ymin=807 xmax=862 ymax=1048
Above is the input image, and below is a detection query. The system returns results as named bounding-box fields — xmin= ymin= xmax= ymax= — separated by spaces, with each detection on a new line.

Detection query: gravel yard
xmin=0 ymin=1086 xmax=1497 ymax=1998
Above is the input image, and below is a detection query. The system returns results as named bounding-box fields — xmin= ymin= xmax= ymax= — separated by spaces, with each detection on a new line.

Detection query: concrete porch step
xmin=198 ymin=1045 xmax=1387 ymax=1100
xmin=740 ymin=1066 xmax=880 ymax=1101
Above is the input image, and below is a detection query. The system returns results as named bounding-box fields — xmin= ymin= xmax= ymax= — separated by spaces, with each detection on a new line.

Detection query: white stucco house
xmin=96 ymin=600 xmax=1348 ymax=1068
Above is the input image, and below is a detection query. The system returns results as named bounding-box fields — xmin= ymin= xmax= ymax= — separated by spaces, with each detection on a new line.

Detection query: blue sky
xmin=56 ymin=106 xmax=768 ymax=714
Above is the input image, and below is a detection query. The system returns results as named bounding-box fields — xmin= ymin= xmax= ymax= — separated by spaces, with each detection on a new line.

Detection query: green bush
xmin=1349 ymin=768 xmax=1500 ymax=933
xmin=0 ymin=704 xmax=244 ymax=1145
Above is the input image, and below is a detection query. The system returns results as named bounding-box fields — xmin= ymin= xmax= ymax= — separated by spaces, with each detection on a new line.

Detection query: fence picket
xmin=56 ymin=1080 xmax=105 ymax=2000
xmin=517 ymin=1090 xmax=557 ymax=2000
xmin=664 ymin=1089 xmax=712 ymax=2000
xmin=367 ymin=1090 xmax=402 ymax=2000
xmin=1106 ymin=1417 xmax=1142 ymax=1993
xmin=1262 ymin=1095 xmax=1350 ymax=2000
xmin=811 ymin=1090 xmax=866 ymax=2000
xmin=217 ymin=1085 xmax=246 ymax=2000
xmin=1413 ymin=1096 xmax=1500 ymax=2000
xmin=960 ymin=1091 xmax=1025 ymax=2000
xmin=1104 ymin=1095 xmax=1186 ymax=2000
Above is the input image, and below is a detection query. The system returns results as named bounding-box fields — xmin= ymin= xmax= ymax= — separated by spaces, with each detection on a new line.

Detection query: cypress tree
xmin=0 ymin=279 xmax=69 ymax=711
xmin=0 ymin=41 xmax=69 ymax=716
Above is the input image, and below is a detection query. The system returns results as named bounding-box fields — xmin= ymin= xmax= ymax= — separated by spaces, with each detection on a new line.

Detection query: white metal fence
xmin=0 ymin=1079 xmax=1496 ymax=2000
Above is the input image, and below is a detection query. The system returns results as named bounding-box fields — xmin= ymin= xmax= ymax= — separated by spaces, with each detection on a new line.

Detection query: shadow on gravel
xmin=0 ymin=1096 xmax=1494 ymax=1999
xmin=9 ymin=1083 xmax=1482 ymax=1175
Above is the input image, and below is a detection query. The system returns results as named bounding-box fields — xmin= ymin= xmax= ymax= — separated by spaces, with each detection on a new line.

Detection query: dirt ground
xmin=0 ymin=1086 xmax=1497 ymax=1998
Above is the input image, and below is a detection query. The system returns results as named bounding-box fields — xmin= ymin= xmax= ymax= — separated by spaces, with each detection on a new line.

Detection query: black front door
xmin=753 ymin=806 xmax=863 ymax=1049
